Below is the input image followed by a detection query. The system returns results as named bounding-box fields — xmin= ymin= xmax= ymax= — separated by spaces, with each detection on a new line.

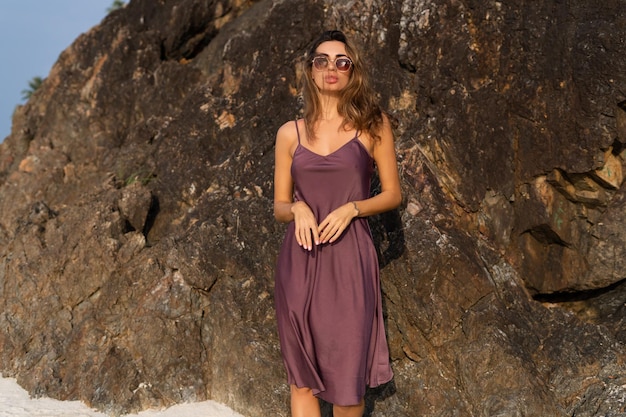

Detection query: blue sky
xmin=0 ymin=0 xmax=119 ymax=141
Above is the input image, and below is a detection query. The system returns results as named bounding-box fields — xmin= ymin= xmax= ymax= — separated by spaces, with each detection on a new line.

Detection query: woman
xmin=273 ymin=30 xmax=401 ymax=417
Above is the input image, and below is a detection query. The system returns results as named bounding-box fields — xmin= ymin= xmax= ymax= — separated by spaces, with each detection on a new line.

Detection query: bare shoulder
xmin=277 ymin=120 xmax=301 ymax=143
xmin=377 ymin=113 xmax=395 ymax=144
xmin=380 ymin=112 xmax=393 ymax=133
xmin=275 ymin=119 xmax=301 ymax=155
xmin=370 ymin=113 xmax=397 ymax=160
xmin=277 ymin=119 xmax=305 ymax=137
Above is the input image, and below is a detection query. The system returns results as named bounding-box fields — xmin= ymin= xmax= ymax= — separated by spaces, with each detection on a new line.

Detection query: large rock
xmin=0 ymin=0 xmax=625 ymax=416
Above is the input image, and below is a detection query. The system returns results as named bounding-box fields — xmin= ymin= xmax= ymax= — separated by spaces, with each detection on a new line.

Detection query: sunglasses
xmin=311 ymin=55 xmax=353 ymax=72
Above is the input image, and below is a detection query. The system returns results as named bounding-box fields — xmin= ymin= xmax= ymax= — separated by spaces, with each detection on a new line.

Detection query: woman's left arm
xmin=352 ymin=114 xmax=402 ymax=217
xmin=318 ymin=115 xmax=401 ymax=243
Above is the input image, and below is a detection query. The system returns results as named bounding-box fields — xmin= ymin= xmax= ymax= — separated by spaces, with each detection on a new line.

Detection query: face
xmin=311 ymin=40 xmax=352 ymax=93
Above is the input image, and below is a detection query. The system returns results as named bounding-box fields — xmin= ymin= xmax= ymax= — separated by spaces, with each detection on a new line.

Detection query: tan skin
xmin=273 ymin=41 xmax=401 ymax=417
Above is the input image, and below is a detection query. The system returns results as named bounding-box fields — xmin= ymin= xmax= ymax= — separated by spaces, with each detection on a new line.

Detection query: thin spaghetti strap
xmin=294 ymin=120 xmax=301 ymax=144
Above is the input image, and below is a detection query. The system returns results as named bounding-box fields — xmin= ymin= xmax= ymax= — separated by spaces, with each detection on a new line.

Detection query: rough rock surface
xmin=0 ymin=0 xmax=625 ymax=416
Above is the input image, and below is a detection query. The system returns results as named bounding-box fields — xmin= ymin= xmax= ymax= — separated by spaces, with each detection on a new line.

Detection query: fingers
xmin=318 ymin=222 xmax=334 ymax=244
xmin=296 ymin=223 xmax=319 ymax=250
xmin=319 ymin=204 xmax=355 ymax=243
xmin=310 ymin=224 xmax=321 ymax=248
xmin=319 ymin=219 xmax=348 ymax=243
xmin=293 ymin=202 xmax=356 ymax=248
xmin=292 ymin=202 xmax=319 ymax=251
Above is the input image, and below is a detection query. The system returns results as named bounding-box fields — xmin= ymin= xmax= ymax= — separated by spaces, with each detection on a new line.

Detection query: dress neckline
xmin=296 ymin=137 xmax=372 ymax=159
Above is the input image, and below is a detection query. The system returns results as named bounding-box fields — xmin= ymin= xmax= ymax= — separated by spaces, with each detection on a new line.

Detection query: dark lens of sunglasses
xmin=336 ymin=59 xmax=351 ymax=71
xmin=313 ymin=57 xmax=328 ymax=69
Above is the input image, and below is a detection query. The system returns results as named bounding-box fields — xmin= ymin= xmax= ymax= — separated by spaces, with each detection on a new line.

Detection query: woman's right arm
xmin=273 ymin=122 xmax=297 ymax=223
xmin=273 ymin=122 xmax=319 ymax=250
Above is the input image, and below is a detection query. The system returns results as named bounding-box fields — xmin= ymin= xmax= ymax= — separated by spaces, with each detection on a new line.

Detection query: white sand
xmin=0 ymin=377 xmax=245 ymax=417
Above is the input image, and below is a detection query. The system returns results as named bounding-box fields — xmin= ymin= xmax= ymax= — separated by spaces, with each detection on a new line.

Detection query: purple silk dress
xmin=275 ymin=121 xmax=393 ymax=406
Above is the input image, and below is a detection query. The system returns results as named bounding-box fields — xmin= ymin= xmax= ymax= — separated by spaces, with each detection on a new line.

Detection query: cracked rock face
xmin=0 ymin=1 xmax=625 ymax=416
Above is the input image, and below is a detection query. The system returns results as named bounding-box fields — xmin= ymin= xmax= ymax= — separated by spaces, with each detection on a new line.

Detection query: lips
xmin=325 ymin=76 xmax=338 ymax=84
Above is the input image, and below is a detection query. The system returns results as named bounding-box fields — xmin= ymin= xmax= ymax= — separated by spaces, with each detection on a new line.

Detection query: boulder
xmin=0 ymin=0 xmax=624 ymax=416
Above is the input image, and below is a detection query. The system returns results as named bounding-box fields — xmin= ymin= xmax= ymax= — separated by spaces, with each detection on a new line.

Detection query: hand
xmin=318 ymin=202 xmax=359 ymax=244
xmin=291 ymin=201 xmax=320 ymax=250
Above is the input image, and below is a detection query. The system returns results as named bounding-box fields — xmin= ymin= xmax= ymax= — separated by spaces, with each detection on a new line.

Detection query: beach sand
xmin=0 ymin=377 xmax=245 ymax=417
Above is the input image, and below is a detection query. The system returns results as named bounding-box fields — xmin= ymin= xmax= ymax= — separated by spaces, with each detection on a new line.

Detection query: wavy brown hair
xmin=301 ymin=30 xmax=383 ymax=142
